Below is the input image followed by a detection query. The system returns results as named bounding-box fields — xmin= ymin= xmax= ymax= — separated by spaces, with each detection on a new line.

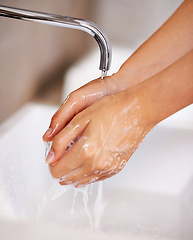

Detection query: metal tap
xmin=0 ymin=5 xmax=112 ymax=78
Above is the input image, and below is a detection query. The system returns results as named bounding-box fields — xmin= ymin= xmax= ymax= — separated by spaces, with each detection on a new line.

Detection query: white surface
xmin=93 ymin=0 xmax=183 ymax=49
xmin=0 ymin=220 xmax=160 ymax=240
xmin=0 ymin=103 xmax=193 ymax=239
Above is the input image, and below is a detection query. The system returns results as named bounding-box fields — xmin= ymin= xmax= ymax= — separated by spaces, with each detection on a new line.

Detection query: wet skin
xmin=43 ymin=0 xmax=193 ymax=187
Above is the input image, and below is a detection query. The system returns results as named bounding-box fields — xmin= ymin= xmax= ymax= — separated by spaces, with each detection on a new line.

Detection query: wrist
xmin=127 ymin=50 xmax=193 ymax=127
xmin=123 ymin=74 xmax=168 ymax=130
xmin=120 ymin=82 xmax=159 ymax=133
xmin=115 ymin=53 xmax=159 ymax=91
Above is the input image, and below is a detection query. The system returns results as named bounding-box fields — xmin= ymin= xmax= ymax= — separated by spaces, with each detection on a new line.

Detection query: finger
xmin=97 ymin=160 xmax=126 ymax=181
xmin=96 ymin=172 xmax=115 ymax=182
xmin=46 ymin=113 xmax=89 ymax=164
xmin=75 ymin=165 xmax=123 ymax=187
xmin=74 ymin=174 xmax=100 ymax=188
xmin=49 ymin=135 xmax=91 ymax=179
xmin=43 ymin=78 xmax=109 ymax=142
xmin=74 ymin=167 xmax=115 ymax=187
xmin=58 ymin=167 xmax=93 ymax=185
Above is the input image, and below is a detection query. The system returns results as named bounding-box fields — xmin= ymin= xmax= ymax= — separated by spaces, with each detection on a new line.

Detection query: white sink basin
xmin=0 ymin=102 xmax=193 ymax=240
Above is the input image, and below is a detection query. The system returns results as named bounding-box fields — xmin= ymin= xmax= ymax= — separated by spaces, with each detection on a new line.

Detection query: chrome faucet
xmin=0 ymin=5 xmax=111 ymax=79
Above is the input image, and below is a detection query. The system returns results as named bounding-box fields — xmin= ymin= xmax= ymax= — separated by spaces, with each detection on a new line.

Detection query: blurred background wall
xmin=91 ymin=0 xmax=183 ymax=49
xmin=0 ymin=0 xmax=183 ymax=123
xmin=0 ymin=0 xmax=92 ymax=123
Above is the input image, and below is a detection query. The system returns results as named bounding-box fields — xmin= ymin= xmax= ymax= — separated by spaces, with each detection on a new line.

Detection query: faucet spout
xmin=0 ymin=5 xmax=112 ymax=75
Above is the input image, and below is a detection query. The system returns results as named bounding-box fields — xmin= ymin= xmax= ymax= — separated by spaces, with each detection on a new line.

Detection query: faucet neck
xmin=0 ymin=5 xmax=112 ymax=74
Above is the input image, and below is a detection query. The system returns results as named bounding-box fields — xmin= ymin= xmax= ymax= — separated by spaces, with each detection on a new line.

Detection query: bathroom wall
xmin=89 ymin=0 xmax=184 ymax=49
xmin=0 ymin=0 xmax=91 ymax=123
xmin=62 ymin=0 xmax=184 ymax=100
xmin=0 ymin=0 xmax=184 ymax=123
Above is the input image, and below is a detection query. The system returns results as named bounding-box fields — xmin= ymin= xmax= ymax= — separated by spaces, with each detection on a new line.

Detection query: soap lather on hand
xmin=43 ymin=0 xmax=193 ymax=187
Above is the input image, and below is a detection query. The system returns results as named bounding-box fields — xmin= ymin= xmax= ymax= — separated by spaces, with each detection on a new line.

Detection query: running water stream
xmin=37 ymin=142 xmax=107 ymax=229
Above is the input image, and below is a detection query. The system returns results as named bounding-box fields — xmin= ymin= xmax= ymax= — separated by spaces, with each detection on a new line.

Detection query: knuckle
xmin=68 ymin=91 xmax=81 ymax=115
xmin=81 ymin=141 xmax=96 ymax=160
xmin=96 ymin=161 xmax=105 ymax=172
xmin=68 ymin=91 xmax=76 ymax=102
xmin=94 ymin=158 xmax=104 ymax=172
xmin=95 ymin=159 xmax=113 ymax=174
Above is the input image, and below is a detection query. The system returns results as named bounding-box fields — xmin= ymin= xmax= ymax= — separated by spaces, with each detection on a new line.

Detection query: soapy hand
xmin=42 ymin=0 xmax=193 ymax=187
xmin=43 ymin=87 xmax=154 ymax=187
xmin=43 ymin=75 xmax=124 ymax=143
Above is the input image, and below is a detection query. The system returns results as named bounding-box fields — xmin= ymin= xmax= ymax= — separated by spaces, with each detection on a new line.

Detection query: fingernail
xmin=43 ymin=128 xmax=52 ymax=138
xmin=46 ymin=149 xmax=55 ymax=164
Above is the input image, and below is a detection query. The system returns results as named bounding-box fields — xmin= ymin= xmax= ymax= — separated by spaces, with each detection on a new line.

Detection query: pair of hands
xmin=42 ymin=0 xmax=193 ymax=187
xmin=43 ymin=76 xmax=153 ymax=187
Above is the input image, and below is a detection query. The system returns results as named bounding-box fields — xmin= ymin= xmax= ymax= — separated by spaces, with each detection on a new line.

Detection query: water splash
xmin=45 ymin=141 xmax=52 ymax=159
xmin=94 ymin=181 xmax=107 ymax=228
xmin=70 ymin=182 xmax=107 ymax=229
xmin=38 ymin=144 xmax=107 ymax=229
